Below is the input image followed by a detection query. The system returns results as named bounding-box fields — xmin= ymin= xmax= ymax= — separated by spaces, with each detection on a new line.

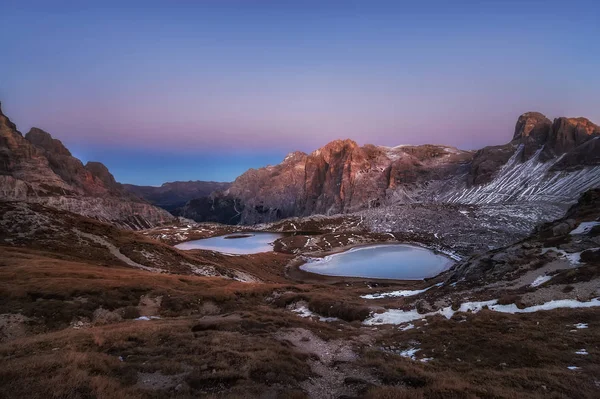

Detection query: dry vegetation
xmin=1 ymin=244 xmax=599 ymax=399
xmin=1 ymin=196 xmax=600 ymax=398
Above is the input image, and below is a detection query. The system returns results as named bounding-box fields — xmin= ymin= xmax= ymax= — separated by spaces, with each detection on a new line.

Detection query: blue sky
xmin=2 ymin=0 xmax=599 ymax=185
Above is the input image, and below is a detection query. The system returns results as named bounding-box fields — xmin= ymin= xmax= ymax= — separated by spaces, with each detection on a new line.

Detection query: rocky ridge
xmin=203 ymin=112 xmax=600 ymax=224
xmin=0 ymin=102 xmax=173 ymax=228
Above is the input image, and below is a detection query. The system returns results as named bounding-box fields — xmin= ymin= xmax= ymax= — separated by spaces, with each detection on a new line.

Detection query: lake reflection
xmin=175 ymin=232 xmax=283 ymax=254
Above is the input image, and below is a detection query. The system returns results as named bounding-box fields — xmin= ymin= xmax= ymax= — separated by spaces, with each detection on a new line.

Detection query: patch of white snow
xmin=399 ymin=347 xmax=420 ymax=360
xmin=364 ymin=298 xmax=600 ymax=325
xmin=361 ymin=283 xmax=443 ymax=299
xmin=570 ymin=221 xmax=600 ymax=235
xmin=530 ymin=275 xmax=552 ymax=287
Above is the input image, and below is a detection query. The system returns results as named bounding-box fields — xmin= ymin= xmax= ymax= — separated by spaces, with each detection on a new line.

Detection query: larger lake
xmin=175 ymin=232 xmax=283 ymax=254
xmin=300 ymin=244 xmax=453 ymax=279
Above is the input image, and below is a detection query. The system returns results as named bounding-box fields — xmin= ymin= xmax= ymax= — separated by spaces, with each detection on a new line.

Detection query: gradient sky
xmin=2 ymin=0 xmax=599 ymax=185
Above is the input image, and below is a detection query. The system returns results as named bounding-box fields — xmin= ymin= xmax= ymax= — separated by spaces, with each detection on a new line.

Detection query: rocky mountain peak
xmin=312 ymin=138 xmax=359 ymax=155
xmin=0 ymin=101 xmax=22 ymax=138
xmin=511 ymin=112 xmax=599 ymax=160
xmin=546 ymin=116 xmax=599 ymax=156
xmin=84 ymin=161 xmax=118 ymax=189
xmin=512 ymin=112 xmax=552 ymax=143
xmin=25 ymin=128 xmax=72 ymax=156
xmin=0 ymin=102 xmax=173 ymax=228
xmin=282 ymin=151 xmax=308 ymax=163
xmin=562 ymin=117 xmax=600 ymax=134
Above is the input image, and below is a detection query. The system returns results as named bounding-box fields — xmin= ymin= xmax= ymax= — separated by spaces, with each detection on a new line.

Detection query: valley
xmin=3 ymin=2 xmax=600 ymax=398
xmin=1 ymin=101 xmax=599 ymax=398
xmin=1 ymin=186 xmax=599 ymax=398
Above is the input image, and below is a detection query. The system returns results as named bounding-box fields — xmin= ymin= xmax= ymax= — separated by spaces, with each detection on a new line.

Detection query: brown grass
xmin=0 ymin=314 xmax=317 ymax=398
xmin=360 ymin=309 xmax=600 ymax=398
xmin=2 ymin=210 xmax=600 ymax=399
xmin=0 ymin=246 xmax=283 ymax=331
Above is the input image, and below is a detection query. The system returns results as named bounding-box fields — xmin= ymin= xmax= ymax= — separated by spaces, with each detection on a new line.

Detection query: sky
xmin=2 ymin=0 xmax=599 ymax=185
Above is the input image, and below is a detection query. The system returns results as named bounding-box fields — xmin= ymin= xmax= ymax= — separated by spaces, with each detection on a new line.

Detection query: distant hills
xmin=123 ymin=181 xmax=231 ymax=211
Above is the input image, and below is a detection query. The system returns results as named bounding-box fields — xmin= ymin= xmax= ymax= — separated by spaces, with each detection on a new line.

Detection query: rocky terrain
xmin=0 ymin=103 xmax=174 ymax=228
xmin=1 ymin=185 xmax=599 ymax=398
xmin=124 ymin=181 xmax=231 ymax=211
xmin=176 ymin=112 xmax=599 ymax=225
xmin=1 ymin=101 xmax=599 ymax=398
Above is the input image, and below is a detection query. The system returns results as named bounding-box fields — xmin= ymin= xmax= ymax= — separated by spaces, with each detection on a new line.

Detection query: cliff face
xmin=219 ymin=112 xmax=600 ymax=224
xmin=0 ymin=102 xmax=173 ymax=229
xmin=225 ymin=140 xmax=474 ymax=223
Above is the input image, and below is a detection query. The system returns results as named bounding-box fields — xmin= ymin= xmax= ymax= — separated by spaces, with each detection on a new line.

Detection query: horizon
xmin=3 ymin=0 xmax=599 ymax=185
xmin=5 ymin=104 xmax=597 ymax=187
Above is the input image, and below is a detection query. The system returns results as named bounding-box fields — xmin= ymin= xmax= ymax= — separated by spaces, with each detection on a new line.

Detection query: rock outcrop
xmin=448 ymin=188 xmax=600 ymax=286
xmin=215 ymin=140 xmax=473 ymax=224
xmin=0 ymin=102 xmax=173 ymax=228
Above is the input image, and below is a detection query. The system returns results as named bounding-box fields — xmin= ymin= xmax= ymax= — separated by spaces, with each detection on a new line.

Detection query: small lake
xmin=175 ymin=232 xmax=283 ymax=254
xmin=300 ymin=244 xmax=453 ymax=280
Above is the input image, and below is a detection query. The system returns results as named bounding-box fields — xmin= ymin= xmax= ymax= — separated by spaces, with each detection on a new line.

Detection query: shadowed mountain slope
xmin=0 ymin=102 xmax=173 ymax=228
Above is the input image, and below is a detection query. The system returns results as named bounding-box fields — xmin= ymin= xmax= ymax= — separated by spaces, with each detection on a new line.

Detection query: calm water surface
xmin=175 ymin=232 xmax=283 ymax=254
xmin=300 ymin=244 xmax=453 ymax=279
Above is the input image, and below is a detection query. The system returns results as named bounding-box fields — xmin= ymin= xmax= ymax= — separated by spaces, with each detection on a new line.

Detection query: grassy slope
xmin=1 ymin=196 xmax=600 ymax=398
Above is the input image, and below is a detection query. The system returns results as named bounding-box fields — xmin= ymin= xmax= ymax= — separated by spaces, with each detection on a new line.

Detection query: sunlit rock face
xmin=224 ymin=112 xmax=599 ymax=224
xmin=0 ymin=102 xmax=173 ymax=229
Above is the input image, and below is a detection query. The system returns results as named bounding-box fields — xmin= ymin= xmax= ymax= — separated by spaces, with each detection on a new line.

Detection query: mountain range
xmin=1 ymin=102 xmax=599 ymax=228
xmin=2 ymin=100 xmax=600 ymax=398
xmin=178 ymin=112 xmax=600 ymax=224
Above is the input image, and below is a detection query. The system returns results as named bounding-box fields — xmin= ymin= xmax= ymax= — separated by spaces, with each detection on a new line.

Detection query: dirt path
xmin=73 ymin=229 xmax=160 ymax=272
xmin=275 ymin=328 xmax=378 ymax=398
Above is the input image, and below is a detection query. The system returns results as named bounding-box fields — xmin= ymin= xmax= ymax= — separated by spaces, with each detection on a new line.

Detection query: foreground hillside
xmin=1 ymin=190 xmax=598 ymax=398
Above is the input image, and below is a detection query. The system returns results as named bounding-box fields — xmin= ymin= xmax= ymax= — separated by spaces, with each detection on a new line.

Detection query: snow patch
xmin=570 ymin=221 xmax=600 ymax=235
xmin=288 ymin=303 xmax=339 ymax=322
xmin=399 ymin=347 xmax=420 ymax=360
xmin=361 ymin=283 xmax=443 ymax=299
xmin=364 ymin=298 xmax=600 ymax=325
xmin=541 ymin=247 xmax=582 ymax=264
xmin=575 ymin=349 xmax=588 ymax=355
xmin=530 ymin=275 xmax=552 ymax=287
